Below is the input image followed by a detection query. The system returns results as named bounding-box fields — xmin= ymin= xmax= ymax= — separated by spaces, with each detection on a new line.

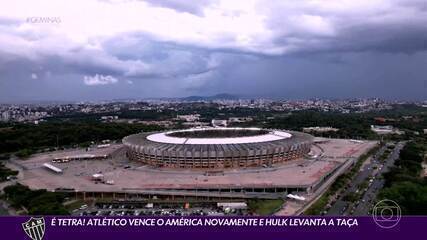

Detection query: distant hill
xmin=181 ymin=93 xmax=239 ymax=101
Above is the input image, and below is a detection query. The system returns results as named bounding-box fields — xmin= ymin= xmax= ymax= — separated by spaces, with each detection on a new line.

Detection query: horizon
xmin=0 ymin=93 xmax=426 ymax=105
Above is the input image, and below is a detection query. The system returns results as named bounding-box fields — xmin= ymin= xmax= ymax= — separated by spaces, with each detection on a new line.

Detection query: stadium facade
xmin=122 ymin=128 xmax=314 ymax=169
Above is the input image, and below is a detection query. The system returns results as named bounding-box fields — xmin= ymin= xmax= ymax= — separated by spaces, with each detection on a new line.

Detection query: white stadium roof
xmin=146 ymin=127 xmax=292 ymax=145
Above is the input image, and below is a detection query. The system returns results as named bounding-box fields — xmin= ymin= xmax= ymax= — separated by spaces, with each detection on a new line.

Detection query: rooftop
xmin=145 ymin=127 xmax=293 ymax=145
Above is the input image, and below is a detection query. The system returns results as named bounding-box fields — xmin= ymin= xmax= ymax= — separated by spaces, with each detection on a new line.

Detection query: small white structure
xmin=145 ymin=203 xmax=154 ymax=208
xmin=217 ymin=202 xmax=248 ymax=210
xmin=92 ymin=173 xmax=104 ymax=181
xmin=228 ymin=117 xmax=253 ymax=123
xmin=371 ymin=125 xmax=405 ymax=135
xmin=53 ymin=154 xmax=108 ymax=163
xmin=371 ymin=125 xmax=393 ymax=134
xmin=303 ymin=127 xmax=339 ymax=133
xmin=211 ymin=119 xmax=228 ymax=127
xmin=105 ymin=180 xmax=115 ymax=185
xmin=177 ymin=114 xmax=200 ymax=122
xmin=43 ymin=163 xmax=62 ymax=173
xmin=287 ymin=194 xmax=306 ymax=201
xmin=97 ymin=144 xmax=111 ymax=148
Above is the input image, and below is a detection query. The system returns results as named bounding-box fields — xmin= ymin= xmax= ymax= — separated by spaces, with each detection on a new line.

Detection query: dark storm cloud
xmin=0 ymin=0 xmax=426 ymax=101
xmin=101 ymin=33 xmax=218 ymax=79
xmin=210 ymin=51 xmax=427 ymax=100
xmin=342 ymin=24 xmax=427 ymax=54
xmin=270 ymin=23 xmax=427 ymax=57
xmin=262 ymin=0 xmax=427 ymax=55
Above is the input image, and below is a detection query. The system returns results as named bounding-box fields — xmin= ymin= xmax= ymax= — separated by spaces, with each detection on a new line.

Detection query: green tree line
xmin=0 ymin=122 xmax=163 ymax=154
xmin=3 ymin=184 xmax=69 ymax=215
xmin=379 ymin=141 xmax=427 ymax=215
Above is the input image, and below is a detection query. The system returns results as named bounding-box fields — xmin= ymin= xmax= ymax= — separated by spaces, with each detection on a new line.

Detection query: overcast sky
xmin=0 ymin=0 xmax=426 ymax=102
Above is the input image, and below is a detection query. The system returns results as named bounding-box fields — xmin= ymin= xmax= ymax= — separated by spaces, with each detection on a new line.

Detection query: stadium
xmin=13 ymin=127 xmax=377 ymax=215
xmin=122 ymin=128 xmax=314 ymax=169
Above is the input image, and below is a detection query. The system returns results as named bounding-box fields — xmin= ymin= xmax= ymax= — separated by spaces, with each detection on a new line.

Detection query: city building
xmin=371 ymin=125 xmax=404 ymax=135
xmin=211 ymin=119 xmax=228 ymax=127
xmin=302 ymin=127 xmax=339 ymax=133
xmin=177 ymin=114 xmax=200 ymax=122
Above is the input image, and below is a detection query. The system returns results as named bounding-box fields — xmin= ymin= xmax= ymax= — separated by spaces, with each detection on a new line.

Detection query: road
xmin=352 ymin=142 xmax=404 ymax=215
xmin=326 ymin=142 xmax=403 ymax=216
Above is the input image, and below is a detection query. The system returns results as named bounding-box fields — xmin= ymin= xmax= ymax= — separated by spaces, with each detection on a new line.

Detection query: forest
xmin=379 ymin=140 xmax=427 ymax=214
xmin=0 ymin=122 xmax=162 ymax=155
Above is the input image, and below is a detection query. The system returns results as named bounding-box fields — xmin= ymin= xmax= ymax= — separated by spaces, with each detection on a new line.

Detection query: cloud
xmin=0 ymin=0 xmax=425 ymax=59
xmin=143 ymin=0 xmax=217 ymax=16
xmin=83 ymin=74 xmax=118 ymax=86
xmin=0 ymin=0 xmax=426 ymax=100
xmin=31 ymin=73 xmax=38 ymax=79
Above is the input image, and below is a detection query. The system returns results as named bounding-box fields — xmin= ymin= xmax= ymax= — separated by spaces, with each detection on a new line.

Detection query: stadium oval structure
xmin=123 ymin=127 xmax=314 ymax=169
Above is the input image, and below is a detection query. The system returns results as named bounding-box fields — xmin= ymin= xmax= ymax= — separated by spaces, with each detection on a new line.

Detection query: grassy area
xmin=64 ymin=199 xmax=87 ymax=211
xmin=304 ymin=194 xmax=329 ymax=215
xmin=0 ymin=162 xmax=18 ymax=182
xmin=247 ymin=199 xmax=284 ymax=215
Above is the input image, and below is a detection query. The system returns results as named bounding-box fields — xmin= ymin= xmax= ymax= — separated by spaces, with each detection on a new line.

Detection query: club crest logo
xmin=22 ymin=217 xmax=46 ymax=240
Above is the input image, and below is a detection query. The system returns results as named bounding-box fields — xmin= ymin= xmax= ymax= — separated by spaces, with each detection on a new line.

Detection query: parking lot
xmin=72 ymin=202 xmax=247 ymax=217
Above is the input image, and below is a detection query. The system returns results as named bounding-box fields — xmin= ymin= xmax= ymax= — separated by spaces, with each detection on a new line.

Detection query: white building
xmin=177 ymin=114 xmax=200 ymax=122
xmin=371 ymin=125 xmax=404 ymax=135
xmin=228 ymin=117 xmax=253 ymax=123
xmin=1 ymin=111 xmax=10 ymax=121
xmin=302 ymin=126 xmax=339 ymax=133
xmin=211 ymin=119 xmax=227 ymax=127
